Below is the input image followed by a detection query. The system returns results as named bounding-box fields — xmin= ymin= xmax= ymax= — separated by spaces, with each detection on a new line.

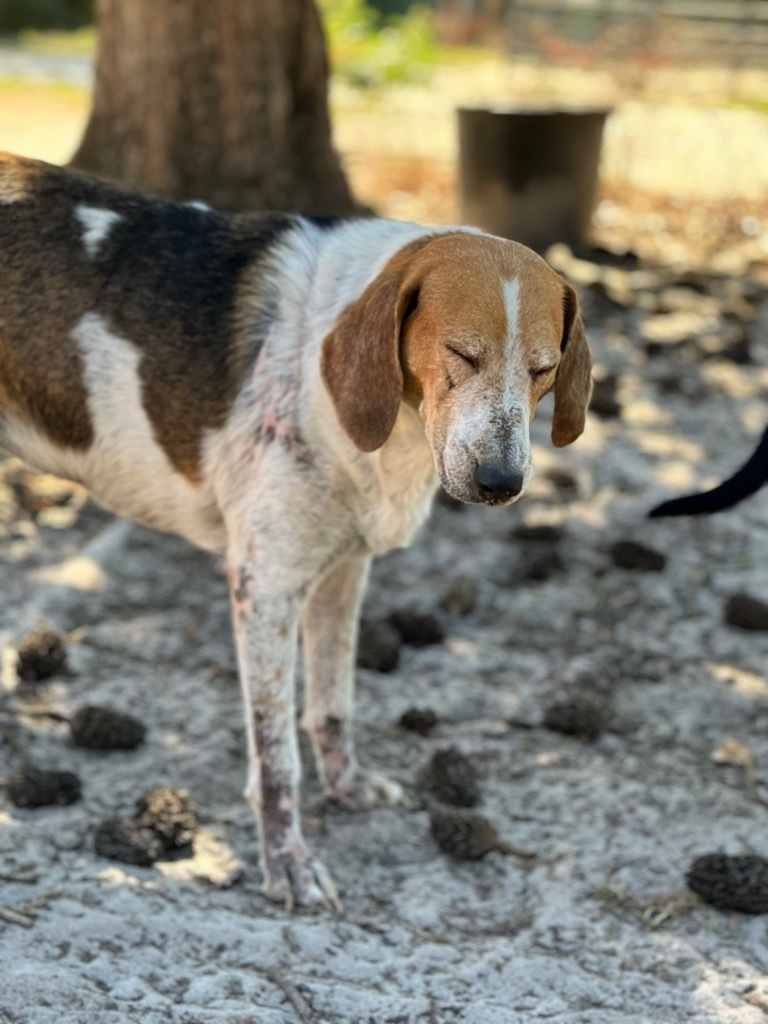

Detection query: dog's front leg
xmin=302 ymin=554 xmax=403 ymax=809
xmin=227 ymin=550 xmax=341 ymax=912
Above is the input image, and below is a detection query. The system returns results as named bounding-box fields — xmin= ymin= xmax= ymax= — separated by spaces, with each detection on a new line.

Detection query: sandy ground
xmin=1 ymin=236 xmax=768 ymax=1023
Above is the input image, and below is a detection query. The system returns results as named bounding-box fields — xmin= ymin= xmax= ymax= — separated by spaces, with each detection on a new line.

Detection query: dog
xmin=0 ymin=153 xmax=592 ymax=910
xmin=649 ymin=425 xmax=768 ymax=517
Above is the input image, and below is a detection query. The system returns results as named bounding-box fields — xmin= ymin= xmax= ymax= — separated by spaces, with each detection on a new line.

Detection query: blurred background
xmin=1 ymin=0 xmax=768 ymax=273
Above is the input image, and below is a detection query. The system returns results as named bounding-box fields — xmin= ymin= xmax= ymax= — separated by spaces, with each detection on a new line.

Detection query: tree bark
xmin=71 ymin=0 xmax=356 ymax=215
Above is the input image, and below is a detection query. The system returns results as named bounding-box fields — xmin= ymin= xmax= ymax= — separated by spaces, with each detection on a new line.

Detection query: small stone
xmin=15 ymin=626 xmax=68 ymax=682
xmin=724 ymin=593 xmax=768 ymax=632
xmin=610 ymin=540 xmax=666 ymax=572
xmin=430 ymin=807 xmax=499 ymax=859
xmin=94 ymin=819 xmax=165 ymax=867
xmin=7 ymin=767 xmax=82 ymax=809
xmin=134 ymin=787 xmax=197 ymax=854
xmin=439 ymin=576 xmax=478 ymax=617
xmin=399 ymin=707 xmax=438 ymax=736
xmin=388 ymin=609 xmax=445 ymax=648
xmin=70 ymin=706 xmax=146 ymax=751
xmin=686 ymin=853 xmax=768 ymax=914
xmin=426 ymin=747 xmax=480 ymax=807
xmin=542 ymin=694 xmax=612 ymax=740
xmin=357 ymin=619 xmax=402 ymax=673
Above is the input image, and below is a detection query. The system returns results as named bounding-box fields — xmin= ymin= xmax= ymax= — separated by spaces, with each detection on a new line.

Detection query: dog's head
xmin=321 ymin=231 xmax=592 ymax=506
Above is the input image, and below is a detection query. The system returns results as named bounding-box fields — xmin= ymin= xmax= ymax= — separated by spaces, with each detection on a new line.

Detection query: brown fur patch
xmin=0 ymin=152 xmax=41 ymax=205
xmin=321 ymin=236 xmax=438 ymax=452
xmin=551 ymin=284 xmax=593 ymax=447
xmin=0 ymin=153 xmax=294 ymax=479
xmin=0 ymin=155 xmax=96 ymax=448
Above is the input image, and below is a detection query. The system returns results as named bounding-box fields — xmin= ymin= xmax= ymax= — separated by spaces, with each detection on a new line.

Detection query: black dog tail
xmin=649 ymin=425 xmax=768 ymax=518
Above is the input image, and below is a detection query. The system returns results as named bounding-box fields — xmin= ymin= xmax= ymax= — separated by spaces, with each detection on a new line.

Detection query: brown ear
xmin=552 ymin=284 xmax=593 ymax=448
xmin=321 ymin=243 xmax=423 ymax=452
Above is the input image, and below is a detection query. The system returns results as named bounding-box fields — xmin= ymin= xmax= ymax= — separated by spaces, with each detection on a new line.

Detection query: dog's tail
xmin=649 ymin=425 xmax=768 ymax=518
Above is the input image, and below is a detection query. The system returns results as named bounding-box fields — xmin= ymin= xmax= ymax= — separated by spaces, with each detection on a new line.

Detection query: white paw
xmin=262 ymin=854 xmax=343 ymax=913
xmin=328 ymin=770 xmax=405 ymax=810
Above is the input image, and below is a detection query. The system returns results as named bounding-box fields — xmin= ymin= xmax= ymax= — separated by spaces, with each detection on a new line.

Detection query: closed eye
xmin=445 ymin=344 xmax=479 ymax=372
xmin=530 ymin=364 xmax=557 ymax=381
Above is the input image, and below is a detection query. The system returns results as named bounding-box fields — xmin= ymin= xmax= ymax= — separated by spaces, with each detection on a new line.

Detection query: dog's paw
xmin=328 ymin=770 xmax=405 ymax=811
xmin=262 ymin=854 xmax=343 ymax=913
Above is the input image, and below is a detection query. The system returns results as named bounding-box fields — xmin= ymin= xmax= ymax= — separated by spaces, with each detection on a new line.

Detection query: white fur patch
xmin=186 ymin=200 xmax=212 ymax=212
xmin=70 ymin=311 xmax=225 ymax=548
xmin=74 ymin=204 xmax=123 ymax=258
xmin=503 ymin=278 xmax=520 ymax=350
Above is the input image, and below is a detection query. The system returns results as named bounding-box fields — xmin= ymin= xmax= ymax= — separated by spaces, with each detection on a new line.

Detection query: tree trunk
xmin=71 ymin=0 xmax=356 ymax=215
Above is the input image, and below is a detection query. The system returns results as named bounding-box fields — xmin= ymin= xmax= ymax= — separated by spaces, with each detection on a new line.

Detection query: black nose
xmin=474 ymin=463 xmax=524 ymax=505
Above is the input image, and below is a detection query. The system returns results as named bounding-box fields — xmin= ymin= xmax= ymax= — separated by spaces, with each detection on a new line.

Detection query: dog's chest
xmin=359 ymin=408 xmax=438 ymax=554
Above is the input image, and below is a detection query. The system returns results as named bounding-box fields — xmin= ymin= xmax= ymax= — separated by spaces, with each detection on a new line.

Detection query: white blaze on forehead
xmin=505 ymin=276 xmax=528 ymax=391
xmin=186 ymin=200 xmax=212 ymax=212
xmin=74 ymin=204 xmax=123 ymax=258
xmin=503 ymin=277 xmax=521 ymax=346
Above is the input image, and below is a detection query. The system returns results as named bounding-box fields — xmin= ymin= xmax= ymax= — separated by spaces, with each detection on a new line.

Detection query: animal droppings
xmin=93 ymin=819 xmax=166 ymax=867
xmin=388 ymin=609 xmax=445 ymax=648
xmin=610 ymin=540 xmax=666 ymax=572
xmin=15 ymin=626 xmax=68 ymax=682
xmin=589 ymin=374 xmax=622 ymax=418
xmin=686 ymin=853 xmax=768 ymax=914
xmin=511 ymin=523 xmax=564 ymax=543
xmin=70 ymin=705 xmax=147 ymax=751
xmin=94 ymin=788 xmax=198 ymax=866
xmin=133 ymin=787 xmax=197 ymax=854
xmin=439 ymin=576 xmax=479 ymax=617
xmin=429 ymin=807 xmax=535 ymax=861
xmin=542 ymin=694 xmax=612 ymax=740
xmin=399 ymin=707 xmax=439 ymax=736
xmin=357 ymin=619 xmax=402 ymax=673
xmin=724 ymin=593 xmax=768 ymax=632
xmin=426 ymin=746 xmax=480 ymax=807
xmin=7 ymin=767 xmax=82 ymax=809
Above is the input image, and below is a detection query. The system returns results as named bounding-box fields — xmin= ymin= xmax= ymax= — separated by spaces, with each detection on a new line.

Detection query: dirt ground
xmin=2 ymin=43 xmax=768 ymax=1024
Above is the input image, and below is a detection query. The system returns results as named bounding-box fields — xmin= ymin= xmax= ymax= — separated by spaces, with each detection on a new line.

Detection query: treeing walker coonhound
xmin=0 ymin=153 xmax=592 ymax=910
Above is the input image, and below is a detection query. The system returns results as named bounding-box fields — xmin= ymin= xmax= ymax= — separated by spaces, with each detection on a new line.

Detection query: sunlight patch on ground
xmin=0 ymin=81 xmax=88 ymax=164
xmin=707 ymin=662 xmax=768 ymax=701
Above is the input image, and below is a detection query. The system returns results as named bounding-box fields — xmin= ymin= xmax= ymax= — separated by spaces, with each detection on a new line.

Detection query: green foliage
xmin=0 ymin=0 xmax=92 ymax=33
xmin=319 ymin=0 xmax=437 ymax=88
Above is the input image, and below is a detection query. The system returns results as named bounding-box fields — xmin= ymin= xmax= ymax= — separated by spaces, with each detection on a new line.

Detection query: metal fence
xmin=439 ymin=0 xmax=768 ymax=67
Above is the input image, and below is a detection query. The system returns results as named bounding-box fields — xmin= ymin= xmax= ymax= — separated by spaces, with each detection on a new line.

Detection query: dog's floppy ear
xmin=321 ymin=240 xmax=426 ymax=452
xmin=551 ymin=283 xmax=593 ymax=448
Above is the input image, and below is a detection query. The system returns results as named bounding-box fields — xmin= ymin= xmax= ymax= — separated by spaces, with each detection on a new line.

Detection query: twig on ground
xmin=0 ymin=905 xmax=36 ymax=927
xmin=266 ymin=968 xmax=316 ymax=1024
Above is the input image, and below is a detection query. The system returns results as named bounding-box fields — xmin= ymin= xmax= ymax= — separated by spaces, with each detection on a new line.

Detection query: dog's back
xmin=0 ymin=154 xmax=315 ymax=546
